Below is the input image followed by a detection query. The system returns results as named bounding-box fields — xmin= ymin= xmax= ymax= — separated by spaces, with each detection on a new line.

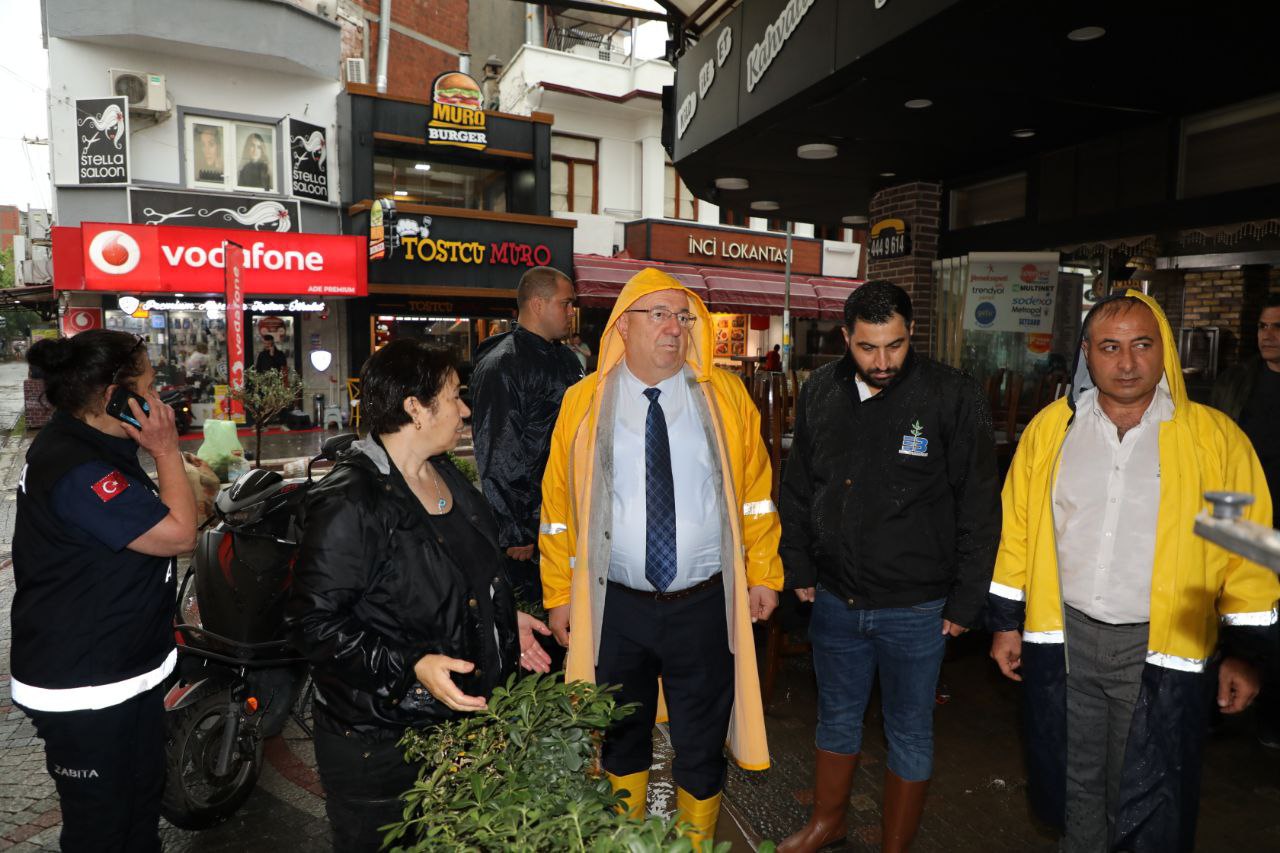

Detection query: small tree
xmin=232 ymin=367 xmax=303 ymax=468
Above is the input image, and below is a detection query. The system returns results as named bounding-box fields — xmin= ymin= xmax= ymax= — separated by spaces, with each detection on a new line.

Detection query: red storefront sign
xmin=52 ymin=223 xmax=368 ymax=296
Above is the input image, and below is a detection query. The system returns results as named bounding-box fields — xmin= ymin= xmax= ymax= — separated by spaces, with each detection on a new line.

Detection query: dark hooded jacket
xmin=987 ymin=291 xmax=1279 ymax=851
xmin=779 ymin=348 xmax=1001 ymax=629
xmin=285 ymin=437 xmax=519 ymax=736
xmin=470 ymin=326 xmax=584 ymax=549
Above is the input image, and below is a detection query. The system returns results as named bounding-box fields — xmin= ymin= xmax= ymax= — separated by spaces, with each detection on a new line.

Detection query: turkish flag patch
xmin=91 ymin=470 xmax=129 ymax=502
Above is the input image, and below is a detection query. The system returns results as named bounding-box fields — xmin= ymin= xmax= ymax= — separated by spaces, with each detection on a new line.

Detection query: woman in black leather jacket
xmin=286 ymin=340 xmax=551 ymax=852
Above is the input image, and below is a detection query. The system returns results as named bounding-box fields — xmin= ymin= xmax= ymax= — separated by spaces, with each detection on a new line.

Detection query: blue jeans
xmin=810 ymin=588 xmax=947 ymax=781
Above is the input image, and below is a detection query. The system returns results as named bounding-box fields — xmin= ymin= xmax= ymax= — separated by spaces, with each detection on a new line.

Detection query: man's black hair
xmin=843 ymin=280 xmax=913 ymax=329
xmin=1264 ymin=292 xmax=1280 ymax=309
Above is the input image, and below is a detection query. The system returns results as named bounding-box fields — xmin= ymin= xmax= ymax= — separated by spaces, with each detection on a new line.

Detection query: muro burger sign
xmin=55 ymin=223 xmax=368 ymax=296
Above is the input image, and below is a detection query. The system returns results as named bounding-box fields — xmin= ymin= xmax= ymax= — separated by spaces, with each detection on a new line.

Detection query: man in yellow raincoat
xmin=988 ymin=291 xmax=1279 ymax=852
xmin=539 ymin=268 xmax=784 ymax=843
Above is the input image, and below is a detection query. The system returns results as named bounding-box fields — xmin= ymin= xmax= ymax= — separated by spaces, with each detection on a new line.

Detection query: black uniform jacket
xmin=469 ymin=326 xmax=584 ymax=549
xmin=779 ymin=350 xmax=1001 ymax=628
xmin=286 ymin=438 xmax=519 ymax=735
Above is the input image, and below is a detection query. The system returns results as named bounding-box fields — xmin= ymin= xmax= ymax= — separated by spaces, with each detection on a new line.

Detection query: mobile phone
xmin=106 ymin=386 xmax=151 ymax=429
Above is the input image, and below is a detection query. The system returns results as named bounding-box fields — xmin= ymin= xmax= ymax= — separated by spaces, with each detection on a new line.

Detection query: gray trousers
xmin=1062 ymin=605 xmax=1148 ymax=853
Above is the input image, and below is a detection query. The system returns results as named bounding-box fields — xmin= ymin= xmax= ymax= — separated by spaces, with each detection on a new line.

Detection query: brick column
xmin=1180 ymin=266 xmax=1271 ymax=369
xmin=24 ymin=378 xmax=53 ymax=429
xmin=867 ymin=182 xmax=941 ymax=355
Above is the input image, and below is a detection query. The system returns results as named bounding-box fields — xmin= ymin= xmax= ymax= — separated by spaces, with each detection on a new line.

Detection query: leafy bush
xmin=382 ymin=674 xmax=733 ymax=853
xmin=447 ymin=451 xmax=479 ymax=485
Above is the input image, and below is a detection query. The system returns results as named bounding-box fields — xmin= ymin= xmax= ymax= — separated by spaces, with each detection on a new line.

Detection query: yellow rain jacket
xmin=538 ymin=268 xmax=784 ymax=771
xmin=988 ymin=290 xmax=1279 ymax=849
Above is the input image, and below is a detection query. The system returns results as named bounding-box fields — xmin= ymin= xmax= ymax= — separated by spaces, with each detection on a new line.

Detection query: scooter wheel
xmin=161 ymin=688 xmax=264 ymax=829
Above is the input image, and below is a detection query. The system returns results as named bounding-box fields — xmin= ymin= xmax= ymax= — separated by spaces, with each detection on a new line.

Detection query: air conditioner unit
xmin=345 ymin=58 xmax=368 ymax=85
xmin=110 ymin=69 xmax=167 ymax=113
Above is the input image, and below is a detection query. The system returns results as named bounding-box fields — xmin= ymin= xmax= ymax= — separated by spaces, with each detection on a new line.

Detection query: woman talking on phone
xmin=10 ymin=330 xmax=197 ymax=852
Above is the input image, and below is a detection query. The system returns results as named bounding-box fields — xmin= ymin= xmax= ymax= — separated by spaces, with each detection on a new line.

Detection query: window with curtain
xmin=664 ymin=163 xmax=698 ymax=220
xmin=551 ymin=134 xmax=598 ymax=213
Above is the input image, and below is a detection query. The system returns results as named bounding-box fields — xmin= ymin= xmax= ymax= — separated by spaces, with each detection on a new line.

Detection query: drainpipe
xmin=459 ymin=52 xmax=471 ymax=74
xmin=376 ymin=0 xmax=392 ymax=93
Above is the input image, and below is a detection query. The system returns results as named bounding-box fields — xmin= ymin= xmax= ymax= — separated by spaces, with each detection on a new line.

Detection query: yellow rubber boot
xmin=607 ymin=770 xmax=649 ymax=820
xmin=675 ymin=787 xmax=722 ymax=846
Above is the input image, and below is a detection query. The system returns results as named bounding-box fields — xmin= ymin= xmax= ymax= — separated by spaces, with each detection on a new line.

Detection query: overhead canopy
xmin=572 ymin=254 xmax=858 ymax=318
xmin=670 ymin=0 xmax=1280 ymax=226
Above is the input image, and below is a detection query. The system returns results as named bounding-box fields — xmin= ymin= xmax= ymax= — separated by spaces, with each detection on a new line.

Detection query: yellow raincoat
xmin=539 ymin=268 xmax=784 ymax=771
xmin=987 ymin=290 xmax=1279 ymax=847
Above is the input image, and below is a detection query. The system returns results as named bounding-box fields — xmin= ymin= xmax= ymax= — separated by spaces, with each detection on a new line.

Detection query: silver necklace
xmin=427 ymin=464 xmax=448 ymax=514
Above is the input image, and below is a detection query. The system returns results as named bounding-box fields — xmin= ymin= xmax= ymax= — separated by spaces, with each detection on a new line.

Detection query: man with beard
xmin=778 ymin=281 xmax=1000 ymax=852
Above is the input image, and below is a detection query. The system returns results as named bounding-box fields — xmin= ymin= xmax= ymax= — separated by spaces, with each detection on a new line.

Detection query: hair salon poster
xmin=75 ymin=96 xmax=130 ymax=185
xmin=289 ymin=119 xmax=329 ymax=202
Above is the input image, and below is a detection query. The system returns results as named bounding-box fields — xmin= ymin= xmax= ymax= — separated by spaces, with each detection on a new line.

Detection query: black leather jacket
xmin=285 ymin=438 xmax=519 ymax=735
xmin=470 ymin=326 xmax=584 ymax=549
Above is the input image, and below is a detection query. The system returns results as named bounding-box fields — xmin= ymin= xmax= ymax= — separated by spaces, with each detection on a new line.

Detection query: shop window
xmin=185 ymin=115 xmax=279 ymax=193
xmin=949 ymin=173 xmax=1026 ymax=229
xmin=1180 ymin=97 xmax=1280 ymax=198
xmin=373 ymin=155 xmax=508 ymax=210
xmin=664 ymin=163 xmax=698 ymax=221
xmin=551 ymin=134 xmax=598 ymax=213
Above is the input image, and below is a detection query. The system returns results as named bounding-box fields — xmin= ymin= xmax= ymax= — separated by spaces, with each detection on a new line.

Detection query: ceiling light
xmin=842 ymin=215 xmax=869 ymax=225
xmin=1067 ymin=26 xmax=1106 ymax=42
xmin=904 ymin=98 xmax=933 ymax=109
xmin=394 ymin=190 xmax=408 ymax=196
xmin=715 ymin=177 xmax=749 ymax=190
xmin=1011 ymin=128 xmax=1036 ymax=138
xmin=879 ymin=171 xmax=897 ymax=178
xmin=174 ymin=293 xmax=184 ymax=297
xmin=414 ymin=163 xmax=432 ymax=171
xmin=750 ymin=200 xmax=780 ymax=211
xmin=796 ymin=143 xmax=838 ymax=160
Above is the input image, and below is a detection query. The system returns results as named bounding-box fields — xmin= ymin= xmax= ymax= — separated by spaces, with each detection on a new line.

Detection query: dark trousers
xmin=23 ymin=684 xmax=165 ymax=853
xmin=313 ymin=719 xmax=420 ymax=853
xmin=595 ymin=578 xmax=734 ymax=800
xmin=506 ymin=554 xmax=566 ymax=673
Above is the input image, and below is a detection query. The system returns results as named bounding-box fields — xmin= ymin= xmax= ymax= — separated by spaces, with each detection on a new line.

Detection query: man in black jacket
xmin=777 ymin=281 xmax=1000 ymax=853
xmin=470 ymin=266 xmax=583 ymax=608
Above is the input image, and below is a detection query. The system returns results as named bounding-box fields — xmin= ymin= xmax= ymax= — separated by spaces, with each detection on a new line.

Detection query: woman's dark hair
xmin=359 ymin=339 xmax=457 ymax=436
xmin=844 ymin=280 xmax=913 ymax=329
xmin=27 ymin=330 xmax=147 ymax=414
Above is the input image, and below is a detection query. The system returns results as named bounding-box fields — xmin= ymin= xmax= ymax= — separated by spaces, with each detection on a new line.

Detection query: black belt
xmin=608 ymin=572 xmax=723 ymax=602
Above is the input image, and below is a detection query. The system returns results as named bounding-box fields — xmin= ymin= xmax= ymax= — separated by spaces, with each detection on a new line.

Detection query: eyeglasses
xmin=113 ymin=335 xmax=147 ymax=383
xmin=1259 ymin=321 xmax=1280 ymax=332
xmin=624 ymin=308 xmax=697 ymax=329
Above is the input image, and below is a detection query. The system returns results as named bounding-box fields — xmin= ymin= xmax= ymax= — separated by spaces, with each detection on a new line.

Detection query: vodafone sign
xmin=54 ymin=223 xmax=367 ymax=297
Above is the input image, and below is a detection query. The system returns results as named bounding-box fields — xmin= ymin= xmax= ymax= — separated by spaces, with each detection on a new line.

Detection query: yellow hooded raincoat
xmin=987 ymin=290 xmax=1279 ymax=849
xmin=538 ymin=268 xmax=785 ymax=771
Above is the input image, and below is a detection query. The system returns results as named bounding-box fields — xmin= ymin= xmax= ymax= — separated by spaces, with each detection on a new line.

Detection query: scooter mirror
xmin=319 ymin=432 xmax=357 ymax=461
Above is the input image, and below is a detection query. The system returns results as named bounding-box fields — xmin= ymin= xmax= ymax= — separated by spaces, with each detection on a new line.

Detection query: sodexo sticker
xmin=974 ymin=301 xmax=997 ymax=328
xmin=88 ymin=230 xmax=141 ymax=276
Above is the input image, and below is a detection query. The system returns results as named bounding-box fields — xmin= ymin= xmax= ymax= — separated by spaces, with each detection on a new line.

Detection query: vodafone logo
xmin=88 ymin=230 xmax=141 ymax=275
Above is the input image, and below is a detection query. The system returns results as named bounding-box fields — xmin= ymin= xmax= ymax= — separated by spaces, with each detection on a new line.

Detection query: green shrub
xmin=448 ymin=451 xmax=479 ymax=485
xmin=382 ymin=675 xmax=735 ymax=853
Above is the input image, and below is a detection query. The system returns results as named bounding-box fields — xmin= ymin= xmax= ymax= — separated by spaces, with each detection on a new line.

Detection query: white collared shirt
xmin=608 ymin=362 xmax=722 ymax=591
xmin=1053 ymin=381 xmax=1174 ymax=624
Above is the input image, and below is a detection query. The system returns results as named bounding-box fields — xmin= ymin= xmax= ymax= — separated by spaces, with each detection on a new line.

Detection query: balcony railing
xmin=545 ymin=26 xmax=630 ymax=63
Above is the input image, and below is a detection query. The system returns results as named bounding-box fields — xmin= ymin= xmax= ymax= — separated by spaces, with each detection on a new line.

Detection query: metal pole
xmin=782 ymin=221 xmax=793 ymax=373
xmin=375 ymin=0 xmax=393 ymax=93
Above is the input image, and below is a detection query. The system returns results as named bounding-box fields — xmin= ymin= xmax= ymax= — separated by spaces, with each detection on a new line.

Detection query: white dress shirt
xmin=1053 ymin=381 xmax=1174 ymax=624
xmin=608 ymin=362 xmax=722 ymax=591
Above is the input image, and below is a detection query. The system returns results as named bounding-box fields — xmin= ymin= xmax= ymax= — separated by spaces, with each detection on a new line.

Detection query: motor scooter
xmin=160 ymin=432 xmax=356 ymax=829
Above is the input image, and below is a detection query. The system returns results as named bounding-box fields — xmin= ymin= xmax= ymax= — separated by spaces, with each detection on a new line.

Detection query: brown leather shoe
xmin=778 ymin=749 xmax=859 ymax=853
xmin=881 ymin=769 xmax=929 ymax=852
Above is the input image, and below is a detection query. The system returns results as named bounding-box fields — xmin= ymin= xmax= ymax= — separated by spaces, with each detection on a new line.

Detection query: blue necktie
xmin=643 ymin=387 xmax=677 ymax=592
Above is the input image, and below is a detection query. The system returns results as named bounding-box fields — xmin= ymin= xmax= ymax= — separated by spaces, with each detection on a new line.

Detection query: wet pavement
xmin=2 ymin=362 xmax=1280 ymax=850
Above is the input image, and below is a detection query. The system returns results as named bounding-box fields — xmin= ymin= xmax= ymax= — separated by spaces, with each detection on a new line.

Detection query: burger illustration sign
xmin=427 ymin=71 xmax=487 ymax=151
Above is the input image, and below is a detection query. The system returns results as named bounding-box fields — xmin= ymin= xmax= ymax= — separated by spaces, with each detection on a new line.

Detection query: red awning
xmin=700 ymin=274 xmax=820 ymax=317
xmin=809 ymin=278 xmax=865 ymax=320
xmin=573 ymin=255 xmax=707 ymax=308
